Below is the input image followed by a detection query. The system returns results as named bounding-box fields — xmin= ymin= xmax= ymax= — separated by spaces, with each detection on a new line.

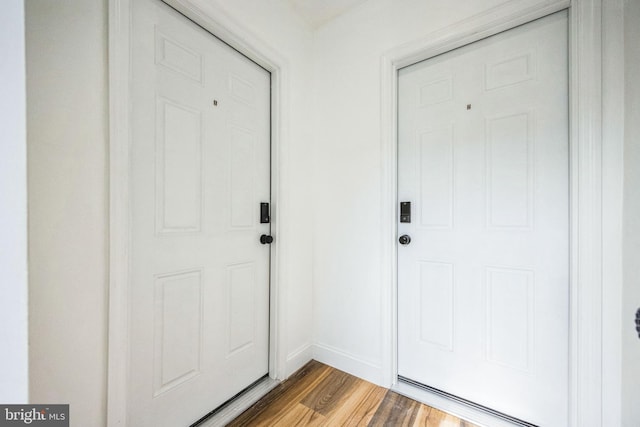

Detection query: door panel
xmin=130 ymin=0 xmax=271 ymax=425
xmin=398 ymin=12 xmax=568 ymax=427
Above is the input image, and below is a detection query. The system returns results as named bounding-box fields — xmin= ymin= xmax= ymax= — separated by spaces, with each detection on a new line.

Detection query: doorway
xmin=397 ymin=12 xmax=568 ymax=426
xmin=127 ymin=0 xmax=272 ymax=425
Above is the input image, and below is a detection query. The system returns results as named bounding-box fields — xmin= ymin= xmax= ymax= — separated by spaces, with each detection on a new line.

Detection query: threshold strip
xmin=191 ymin=374 xmax=278 ymax=427
xmin=397 ymin=376 xmax=538 ymax=427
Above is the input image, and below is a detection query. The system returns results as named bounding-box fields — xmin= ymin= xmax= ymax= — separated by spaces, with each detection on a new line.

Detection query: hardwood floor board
xmin=368 ymin=390 xmax=422 ymax=427
xmin=423 ymin=407 xmax=470 ymax=427
xmin=322 ymin=381 xmax=387 ymax=426
xmin=272 ymin=403 xmax=327 ymax=426
xmin=227 ymin=361 xmax=479 ymax=427
xmin=300 ymin=368 xmax=360 ymax=416
xmin=413 ymin=405 xmax=433 ymax=425
xmin=226 ymin=360 xmax=332 ymax=427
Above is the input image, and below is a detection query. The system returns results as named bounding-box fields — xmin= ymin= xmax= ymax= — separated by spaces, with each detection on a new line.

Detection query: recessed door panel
xmin=418 ymin=127 xmax=454 ymax=229
xmin=153 ymin=269 xmax=203 ymax=396
xmin=155 ymin=97 xmax=203 ymax=233
xmin=486 ymin=112 xmax=533 ymax=229
xmin=419 ymin=261 xmax=454 ymax=350
xmin=227 ymin=262 xmax=257 ymax=356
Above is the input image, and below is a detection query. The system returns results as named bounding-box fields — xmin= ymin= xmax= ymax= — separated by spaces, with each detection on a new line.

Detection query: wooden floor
xmin=227 ymin=360 xmax=479 ymax=426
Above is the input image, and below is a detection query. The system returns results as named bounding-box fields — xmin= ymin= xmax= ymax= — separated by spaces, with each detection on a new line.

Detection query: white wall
xmin=622 ymin=0 xmax=640 ymax=424
xmin=0 ymin=0 xmax=29 ymax=404
xmin=26 ymin=1 xmax=313 ymax=426
xmin=26 ymin=0 xmax=109 ymax=424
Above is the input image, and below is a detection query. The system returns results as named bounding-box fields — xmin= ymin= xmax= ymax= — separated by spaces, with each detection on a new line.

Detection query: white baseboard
xmin=312 ymin=343 xmax=384 ymax=386
xmin=284 ymin=343 xmax=313 ymax=378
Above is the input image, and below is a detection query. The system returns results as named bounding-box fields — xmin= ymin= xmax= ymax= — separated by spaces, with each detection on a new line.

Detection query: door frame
xmin=107 ymin=0 xmax=290 ymax=425
xmin=380 ymin=0 xmax=620 ymax=425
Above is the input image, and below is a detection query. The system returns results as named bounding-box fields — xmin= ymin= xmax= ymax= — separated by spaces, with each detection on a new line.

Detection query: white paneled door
xmin=397 ymin=12 xmax=568 ymax=426
xmin=129 ymin=0 xmax=271 ymax=425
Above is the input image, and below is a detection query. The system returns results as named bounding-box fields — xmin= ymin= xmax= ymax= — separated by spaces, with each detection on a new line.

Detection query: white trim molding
xmin=380 ymin=0 xmax=614 ymax=425
xmin=107 ymin=0 xmax=291 ymax=425
xmin=107 ymin=1 xmax=132 ymax=425
xmin=286 ymin=343 xmax=314 ymax=376
xmin=313 ymin=343 xmax=385 ymax=386
xmin=600 ymin=0 xmax=624 ymax=424
xmin=568 ymin=0 xmax=604 ymax=425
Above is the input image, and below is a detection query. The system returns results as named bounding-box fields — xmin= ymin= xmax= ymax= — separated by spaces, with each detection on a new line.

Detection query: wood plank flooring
xmin=227 ymin=360 xmax=479 ymax=426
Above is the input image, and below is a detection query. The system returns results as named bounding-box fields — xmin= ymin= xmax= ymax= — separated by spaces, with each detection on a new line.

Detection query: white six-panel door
xmin=398 ymin=12 xmax=568 ymax=426
xmin=129 ymin=0 xmax=271 ymax=425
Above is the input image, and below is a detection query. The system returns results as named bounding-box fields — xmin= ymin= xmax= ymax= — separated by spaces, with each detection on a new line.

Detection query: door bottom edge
xmin=190 ymin=374 xmax=278 ymax=427
xmin=394 ymin=376 xmax=538 ymax=427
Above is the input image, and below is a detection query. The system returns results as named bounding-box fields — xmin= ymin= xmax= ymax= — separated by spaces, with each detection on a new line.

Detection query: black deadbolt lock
xmin=260 ymin=202 xmax=270 ymax=224
xmin=400 ymin=202 xmax=411 ymax=223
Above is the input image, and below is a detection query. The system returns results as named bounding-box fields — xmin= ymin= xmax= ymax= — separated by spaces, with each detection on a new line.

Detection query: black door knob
xmin=260 ymin=234 xmax=273 ymax=244
xmin=399 ymin=234 xmax=411 ymax=245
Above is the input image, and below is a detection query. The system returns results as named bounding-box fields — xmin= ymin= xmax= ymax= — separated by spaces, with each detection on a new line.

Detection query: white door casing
xmin=127 ymin=0 xmax=270 ymax=425
xmin=397 ymin=12 xmax=568 ymax=426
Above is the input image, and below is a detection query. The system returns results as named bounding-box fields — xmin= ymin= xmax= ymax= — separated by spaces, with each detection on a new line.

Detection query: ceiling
xmin=286 ymin=0 xmax=371 ymax=28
